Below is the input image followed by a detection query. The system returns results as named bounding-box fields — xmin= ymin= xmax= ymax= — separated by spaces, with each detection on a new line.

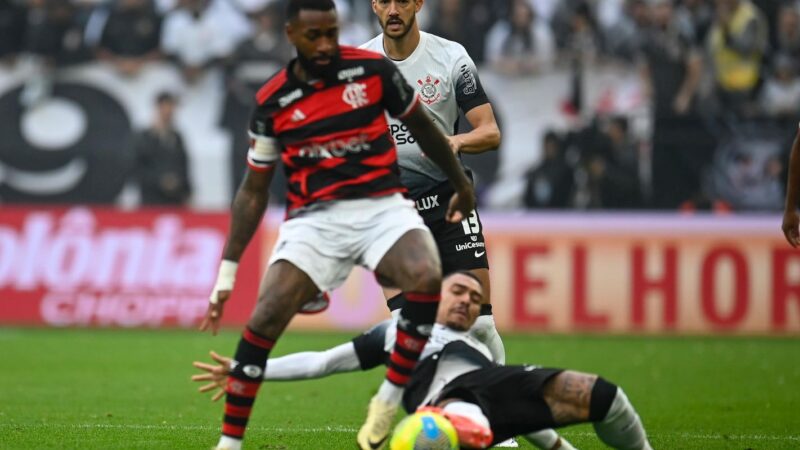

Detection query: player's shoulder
xmin=358 ymin=34 xmax=385 ymax=53
xmin=340 ymin=45 xmax=385 ymax=61
xmin=255 ymin=67 xmax=290 ymax=106
xmin=422 ymin=31 xmax=471 ymax=61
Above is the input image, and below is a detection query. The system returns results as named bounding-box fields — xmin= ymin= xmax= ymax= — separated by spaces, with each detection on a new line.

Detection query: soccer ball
xmin=389 ymin=410 xmax=459 ymax=450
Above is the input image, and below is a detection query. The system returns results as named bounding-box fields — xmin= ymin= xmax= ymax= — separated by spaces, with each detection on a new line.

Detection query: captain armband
xmin=247 ymin=132 xmax=281 ymax=171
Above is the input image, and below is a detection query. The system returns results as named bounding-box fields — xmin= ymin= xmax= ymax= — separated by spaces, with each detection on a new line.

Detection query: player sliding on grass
xmin=193 ymin=272 xmax=652 ymax=449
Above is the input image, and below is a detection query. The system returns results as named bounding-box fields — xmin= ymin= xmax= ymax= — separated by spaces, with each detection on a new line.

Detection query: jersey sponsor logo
xmin=417 ymin=75 xmax=442 ymax=105
xmin=342 ymin=82 xmax=369 ymax=109
xmin=337 ymin=66 xmax=365 ymax=81
xmin=459 ymin=64 xmax=477 ymax=95
xmin=454 ymin=241 xmax=485 ymax=252
xmin=297 ymin=134 xmax=371 ymax=159
xmin=278 ymin=88 xmax=303 ymax=107
xmin=389 ymin=123 xmax=417 ymax=145
xmin=415 ymin=194 xmax=439 ymax=211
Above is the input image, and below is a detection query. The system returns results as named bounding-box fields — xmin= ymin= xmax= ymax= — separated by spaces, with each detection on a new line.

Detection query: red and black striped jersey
xmin=248 ymin=46 xmax=420 ymax=217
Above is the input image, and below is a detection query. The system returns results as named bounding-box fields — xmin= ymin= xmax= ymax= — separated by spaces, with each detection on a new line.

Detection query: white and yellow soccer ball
xmin=389 ymin=410 xmax=459 ymax=450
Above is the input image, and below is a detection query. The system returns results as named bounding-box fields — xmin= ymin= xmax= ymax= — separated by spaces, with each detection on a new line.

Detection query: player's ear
xmin=415 ymin=0 xmax=423 ymax=13
xmin=285 ymin=22 xmax=295 ymax=45
xmin=371 ymin=0 xmax=378 ymax=14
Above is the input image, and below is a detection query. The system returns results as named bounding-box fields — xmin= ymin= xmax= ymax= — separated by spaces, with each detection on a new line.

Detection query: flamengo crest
xmin=417 ymin=75 xmax=441 ymax=105
xmin=342 ymin=82 xmax=369 ymax=109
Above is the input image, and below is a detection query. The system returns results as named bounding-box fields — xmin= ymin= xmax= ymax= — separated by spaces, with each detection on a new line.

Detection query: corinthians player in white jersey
xmin=355 ymin=1 xmax=506 ymax=447
xmin=360 ymin=0 xmax=504 ymax=368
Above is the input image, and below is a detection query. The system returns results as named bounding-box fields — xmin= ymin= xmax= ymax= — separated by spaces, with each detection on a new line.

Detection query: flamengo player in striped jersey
xmin=782 ymin=124 xmax=800 ymax=247
xmin=359 ymin=0 xmax=509 ymax=369
xmin=199 ymin=1 xmax=475 ymax=449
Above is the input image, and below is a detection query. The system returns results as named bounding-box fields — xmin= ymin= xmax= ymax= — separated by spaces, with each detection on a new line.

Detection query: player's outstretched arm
xmin=264 ymin=342 xmax=362 ymax=380
xmin=782 ymin=129 xmax=800 ymax=247
xmin=201 ymin=168 xmax=274 ymax=335
xmin=401 ymin=106 xmax=475 ymax=222
xmin=191 ymin=343 xmax=363 ymax=400
xmin=448 ymin=103 xmax=501 ymax=155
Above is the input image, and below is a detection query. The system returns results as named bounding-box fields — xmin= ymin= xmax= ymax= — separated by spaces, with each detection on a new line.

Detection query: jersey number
xmin=461 ymin=210 xmax=480 ymax=235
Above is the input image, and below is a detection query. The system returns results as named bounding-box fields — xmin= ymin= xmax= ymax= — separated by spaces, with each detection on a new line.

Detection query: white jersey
xmin=360 ymin=32 xmax=489 ymax=197
xmin=416 ymin=324 xmax=494 ymax=406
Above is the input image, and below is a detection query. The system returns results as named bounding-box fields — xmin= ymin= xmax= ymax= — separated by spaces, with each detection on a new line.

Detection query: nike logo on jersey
xmin=474 ymin=251 xmax=485 ymax=258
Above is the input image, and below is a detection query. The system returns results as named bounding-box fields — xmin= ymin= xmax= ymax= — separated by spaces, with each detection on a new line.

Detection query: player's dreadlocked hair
xmin=286 ymin=0 xmax=336 ymax=21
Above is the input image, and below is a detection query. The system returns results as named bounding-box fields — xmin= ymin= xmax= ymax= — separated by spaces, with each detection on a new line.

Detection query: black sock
xmin=222 ymin=327 xmax=274 ymax=438
xmin=386 ymin=291 xmax=438 ymax=386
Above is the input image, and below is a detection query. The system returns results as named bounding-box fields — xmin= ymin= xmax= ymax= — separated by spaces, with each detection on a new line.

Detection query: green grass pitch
xmin=1 ymin=328 xmax=798 ymax=449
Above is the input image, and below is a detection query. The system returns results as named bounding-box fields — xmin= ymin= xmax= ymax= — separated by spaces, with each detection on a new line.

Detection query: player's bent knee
xmin=405 ymin=260 xmax=441 ymax=293
xmin=589 ymin=377 xmax=619 ymax=422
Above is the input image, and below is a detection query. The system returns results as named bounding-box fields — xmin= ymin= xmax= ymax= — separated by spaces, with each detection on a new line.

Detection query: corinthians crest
xmin=417 ymin=75 xmax=442 ymax=105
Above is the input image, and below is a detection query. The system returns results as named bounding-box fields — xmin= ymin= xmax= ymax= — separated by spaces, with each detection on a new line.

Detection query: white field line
xmin=0 ymin=424 xmax=798 ymax=441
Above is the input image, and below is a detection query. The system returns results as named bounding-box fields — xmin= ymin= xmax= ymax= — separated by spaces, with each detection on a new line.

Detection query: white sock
xmin=471 ymin=314 xmax=506 ymax=364
xmin=525 ymin=430 xmax=578 ymax=450
xmin=442 ymin=401 xmax=490 ymax=428
xmin=375 ymin=380 xmax=403 ymax=404
xmin=593 ymin=388 xmax=653 ymax=450
xmin=216 ymin=435 xmax=242 ymax=450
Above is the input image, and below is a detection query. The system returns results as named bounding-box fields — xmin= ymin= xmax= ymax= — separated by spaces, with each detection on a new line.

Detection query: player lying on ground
xmin=193 ymin=272 xmax=651 ymax=449
xmin=193 ymin=272 xmax=571 ymax=450
xmin=781 ymin=124 xmax=800 ymax=246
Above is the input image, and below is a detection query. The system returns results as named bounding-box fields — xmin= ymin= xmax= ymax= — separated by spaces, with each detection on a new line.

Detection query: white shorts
xmin=268 ymin=194 xmax=430 ymax=293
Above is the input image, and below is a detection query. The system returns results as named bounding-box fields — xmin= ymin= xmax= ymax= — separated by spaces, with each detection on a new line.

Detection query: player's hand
xmin=191 ymin=351 xmax=232 ymax=402
xmin=199 ymin=291 xmax=230 ymax=335
xmin=446 ymin=135 xmax=462 ymax=154
xmin=446 ymin=185 xmax=476 ymax=223
xmin=782 ymin=211 xmax=800 ymax=247
xmin=201 ymin=260 xmax=238 ymax=335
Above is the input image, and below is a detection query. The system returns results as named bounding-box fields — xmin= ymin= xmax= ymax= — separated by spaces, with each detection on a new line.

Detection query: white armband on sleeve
xmin=247 ymin=132 xmax=281 ymax=171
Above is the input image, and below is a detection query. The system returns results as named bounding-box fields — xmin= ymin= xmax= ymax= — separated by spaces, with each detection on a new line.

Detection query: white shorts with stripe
xmin=268 ymin=193 xmax=430 ymax=293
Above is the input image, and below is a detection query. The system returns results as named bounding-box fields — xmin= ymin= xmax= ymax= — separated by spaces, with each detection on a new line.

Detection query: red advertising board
xmin=0 ymin=207 xmax=261 ymax=328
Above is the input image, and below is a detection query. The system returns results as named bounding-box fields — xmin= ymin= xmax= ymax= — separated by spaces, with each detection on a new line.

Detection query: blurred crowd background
xmin=0 ymin=0 xmax=799 ymax=212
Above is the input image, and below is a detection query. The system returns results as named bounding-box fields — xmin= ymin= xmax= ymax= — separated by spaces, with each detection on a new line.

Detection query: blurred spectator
xmin=222 ymin=4 xmax=290 ymax=197
xmin=18 ymin=0 xmax=87 ymax=106
xmin=426 ymin=0 xmax=493 ymax=63
xmin=161 ymin=0 xmax=252 ymax=83
xmin=639 ymin=0 xmax=709 ymax=209
xmin=96 ymin=0 xmax=163 ymax=77
xmin=485 ymin=0 xmax=555 ymax=75
xmin=774 ymin=3 xmax=800 ymax=60
xmin=639 ymin=0 xmax=702 ymax=118
xmin=334 ymin=0 xmax=371 ymax=46
xmin=573 ymin=117 xmax=643 ymax=209
xmin=706 ymin=0 xmax=768 ymax=117
xmin=564 ymin=1 xmax=601 ymax=63
xmin=523 ymin=130 xmax=574 ymax=208
xmin=760 ymin=53 xmax=800 ymax=118
xmin=602 ymin=0 xmax=649 ymax=62
xmin=134 ymin=92 xmax=192 ymax=206
xmin=675 ymin=0 xmax=714 ymax=45
xmin=0 ymin=0 xmax=27 ymax=64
